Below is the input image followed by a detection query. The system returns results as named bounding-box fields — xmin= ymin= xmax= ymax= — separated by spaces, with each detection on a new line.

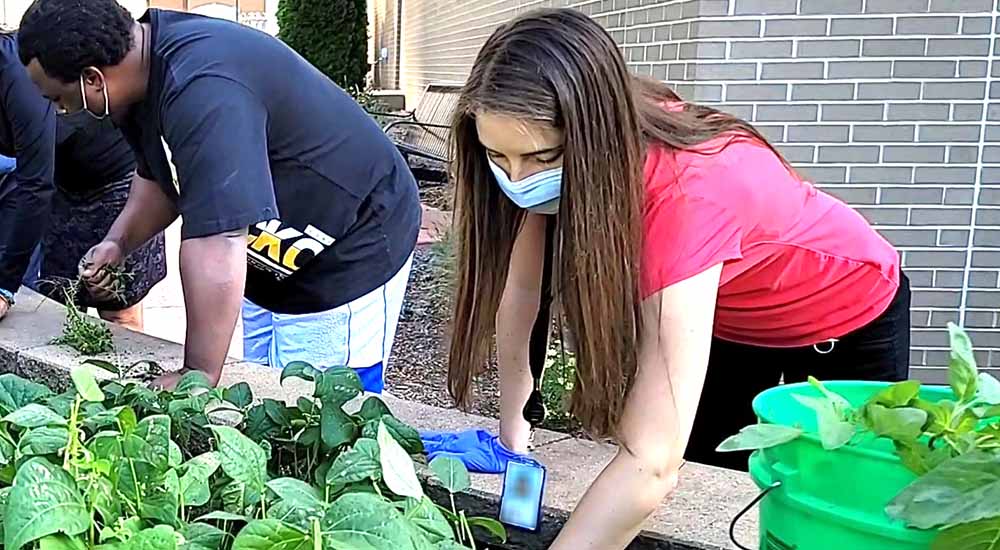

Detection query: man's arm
xmin=105 ymin=172 xmax=179 ymax=256
xmin=179 ymin=229 xmax=247 ymax=384
xmin=0 ymin=66 xmax=56 ymax=295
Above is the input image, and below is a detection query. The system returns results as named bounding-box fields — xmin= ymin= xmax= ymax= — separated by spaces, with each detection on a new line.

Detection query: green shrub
xmin=541 ymin=344 xmax=577 ymax=432
xmin=277 ymin=0 xmax=369 ymax=90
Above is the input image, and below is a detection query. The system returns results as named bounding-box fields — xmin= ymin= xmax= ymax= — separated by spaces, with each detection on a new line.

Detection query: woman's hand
xmin=79 ymin=240 xmax=125 ymax=301
xmin=548 ymin=263 xmax=723 ymax=550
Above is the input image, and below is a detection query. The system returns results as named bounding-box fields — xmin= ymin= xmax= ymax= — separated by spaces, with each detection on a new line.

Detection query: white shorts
xmin=242 ymin=254 xmax=413 ymax=393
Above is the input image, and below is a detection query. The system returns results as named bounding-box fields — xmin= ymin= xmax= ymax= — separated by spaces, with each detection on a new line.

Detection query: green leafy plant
xmin=41 ymin=267 xmax=134 ymax=356
xmin=0 ymin=362 xmax=506 ymax=549
xmin=277 ymin=0 xmax=369 ymax=90
xmin=718 ymin=323 xmax=1000 ymax=549
xmin=541 ymin=344 xmax=577 ymax=432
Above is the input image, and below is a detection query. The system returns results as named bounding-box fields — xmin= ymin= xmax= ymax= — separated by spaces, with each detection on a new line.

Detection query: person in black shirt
xmin=0 ymin=32 xmax=165 ymax=327
xmin=19 ymin=1 xmax=421 ymax=389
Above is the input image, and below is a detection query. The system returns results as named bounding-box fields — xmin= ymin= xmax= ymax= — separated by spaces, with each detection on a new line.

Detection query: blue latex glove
xmin=421 ymin=429 xmax=539 ymax=474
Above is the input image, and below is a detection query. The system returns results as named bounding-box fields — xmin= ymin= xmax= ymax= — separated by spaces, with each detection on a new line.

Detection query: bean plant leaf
xmin=358 ymin=397 xmax=392 ymax=422
xmin=230 ymin=519 xmax=310 ymax=550
xmin=224 ymin=383 xmax=253 ymax=409
xmin=5 ymin=457 xmax=90 ymax=550
xmin=863 ymin=405 xmax=928 ymax=441
xmin=82 ymin=406 xmax=127 ymax=432
xmin=932 ymin=517 xmax=1000 ymax=550
xmin=948 ymin=323 xmax=979 ymax=403
xmin=807 ymin=376 xmax=852 ymax=414
xmin=139 ymin=469 xmax=180 ymax=525
xmin=19 ymin=427 xmax=69 ymax=456
xmin=793 ymin=394 xmax=855 ymax=450
xmin=467 ymin=517 xmax=508 ymax=543
xmin=402 ymin=497 xmax=454 ymax=544
xmin=126 ymin=525 xmax=179 ymax=550
xmin=323 ymin=492 xmax=429 ymax=549
xmin=70 ymin=366 xmax=105 ymax=402
xmin=434 ymin=542 xmax=471 ymax=550
xmin=869 ymin=380 xmax=922 ymax=408
xmin=82 ymin=358 xmax=121 ymax=376
xmin=180 ymin=523 xmax=225 ymax=550
xmin=0 ymin=374 xmax=53 ymax=416
xmin=894 ymin=441 xmax=953 ymax=476
xmin=221 ymin=481 xmax=261 ymax=514
xmin=327 ymin=437 xmax=381 ymax=486
xmin=977 ymin=373 xmax=1000 ymax=406
xmin=715 ymin=424 xmax=802 ymax=452
xmin=429 ymin=456 xmax=471 ymax=493
xmin=175 ymin=371 xmax=213 ymax=394
xmin=320 ymin=404 xmax=357 ymax=450
xmin=210 ymin=425 xmax=268 ymax=493
xmin=44 ymin=392 xmax=75 ymax=418
xmin=4 ymin=404 xmax=67 ymax=428
xmin=362 ymin=415 xmax=423 ymax=455
xmin=245 ymin=406 xmax=279 ymax=441
xmin=38 ymin=534 xmax=87 ymax=550
xmin=263 ymin=399 xmax=293 ymax=428
xmin=378 ymin=421 xmax=423 ymax=499
xmin=887 ymin=450 xmax=1000 ymax=529
xmin=180 ymin=452 xmax=221 ymax=507
xmin=266 ymin=478 xmax=325 ymax=514
xmin=280 ymin=362 xmax=321 ymax=384
xmin=315 ymin=368 xmax=363 ymax=406
xmin=135 ymin=415 xmax=172 ymax=470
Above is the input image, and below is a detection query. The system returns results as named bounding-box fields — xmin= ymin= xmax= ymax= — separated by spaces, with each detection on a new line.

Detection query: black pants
xmin=684 ymin=273 xmax=911 ymax=471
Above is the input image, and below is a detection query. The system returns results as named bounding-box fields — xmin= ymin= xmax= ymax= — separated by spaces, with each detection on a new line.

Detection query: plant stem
xmin=460 ymin=511 xmax=476 ymax=550
xmin=313 ymin=517 xmax=322 ymax=550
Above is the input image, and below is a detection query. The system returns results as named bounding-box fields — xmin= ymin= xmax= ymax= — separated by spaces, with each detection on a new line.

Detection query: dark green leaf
xmin=280 ymin=362 xmax=321 ymax=384
xmin=715 ymin=424 xmax=802 ymax=453
xmin=978 ymin=373 xmax=1000 ymax=406
xmin=180 ymin=523 xmax=225 ymax=550
xmin=4 ymin=404 xmax=67 ymax=428
xmin=894 ymin=441 xmax=952 ymax=476
xmin=245 ymin=406 xmax=278 ymax=442
xmin=82 ymin=406 xmax=127 ymax=432
xmin=296 ymin=397 xmax=318 ymax=416
xmin=297 ymin=426 xmax=321 ymax=447
xmin=39 ymin=534 xmax=88 ymax=550
xmin=932 ymin=517 xmax=1000 ymax=550
xmin=320 ymin=404 xmax=357 ymax=450
xmin=264 ymin=399 xmax=293 ymax=428
xmin=327 ymin=438 xmax=381 ymax=486
xmin=5 ymin=457 xmax=90 ymax=550
xmin=467 ymin=516 xmax=507 ymax=543
xmin=887 ymin=450 xmax=1000 ymax=529
xmin=231 ymin=519 xmax=310 ymax=550
xmin=19 ymin=427 xmax=69 ymax=456
xmin=89 ymin=476 xmax=120 ymax=526
xmin=429 ymin=456 xmax=471 ymax=494
xmin=314 ymin=368 xmax=362 ymax=406
xmin=948 ymin=323 xmax=979 ymax=403
xmin=793 ymin=394 xmax=854 ymax=450
xmin=125 ymin=525 xmax=178 ymax=550
xmin=83 ymin=359 xmax=121 ymax=376
xmin=89 ymin=432 xmax=123 ymax=462
xmin=224 ymin=383 xmax=253 ymax=409
xmin=44 ymin=392 xmax=75 ymax=418
xmin=175 ymin=371 xmax=213 ymax=394
xmin=864 ymin=405 xmax=928 ymax=442
xmin=221 ymin=481 xmax=261 ymax=514
xmin=378 ymin=421 xmax=423 ymax=499
xmin=116 ymin=459 xmax=160 ymax=504
xmin=323 ymin=492 xmax=430 ymax=549
xmin=265 ymin=499 xmax=313 ymax=532
xmin=0 ymin=374 xmax=53 ymax=416
xmin=362 ymin=415 xmax=423 ymax=455
xmin=358 ymin=397 xmax=392 ymax=422
xmin=870 ymin=380 xmax=922 ymax=408
xmin=135 ymin=416 xmax=171 ymax=470
xmin=403 ymin=497 xmax=454 ymax=544
xmin=266 ymin=478 xmax=324 ymax=514
xmin=211 ymin=426 xmax=268 ymax=492
xmin=71 ymin=366 xmax=105 ymax=402
xmin=0 ymin=432 xmax=14 ymax=465
xmin=180 ymin=453 xmax=221 ymax=507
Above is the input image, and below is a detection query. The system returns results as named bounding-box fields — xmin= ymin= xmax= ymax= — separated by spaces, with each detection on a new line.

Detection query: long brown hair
xmin=448 ymin=8 xmax=789 ymax=439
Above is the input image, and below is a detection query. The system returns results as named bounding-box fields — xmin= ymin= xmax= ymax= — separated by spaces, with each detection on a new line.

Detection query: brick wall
xmin=376 ymin=0 xmax=1000 ymax=381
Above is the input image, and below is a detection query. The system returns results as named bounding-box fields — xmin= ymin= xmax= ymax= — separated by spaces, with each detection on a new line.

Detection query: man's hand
xmin=0 ymin=296 xmax=10 ymax=320
xmin=79 ymin=240 xmax=125 ymax=301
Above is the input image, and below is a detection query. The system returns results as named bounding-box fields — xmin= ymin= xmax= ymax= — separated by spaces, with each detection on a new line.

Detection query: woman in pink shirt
xmin=430 ymin=9 xmax=908 ymax=548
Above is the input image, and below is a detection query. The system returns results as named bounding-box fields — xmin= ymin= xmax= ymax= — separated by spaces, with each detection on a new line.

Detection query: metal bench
xmin=369 ymin=83 xmax=462 ymax=182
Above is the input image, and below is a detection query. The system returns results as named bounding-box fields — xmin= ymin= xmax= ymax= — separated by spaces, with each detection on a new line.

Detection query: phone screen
xmin=499 ymin=461 xmax=546 ymax=531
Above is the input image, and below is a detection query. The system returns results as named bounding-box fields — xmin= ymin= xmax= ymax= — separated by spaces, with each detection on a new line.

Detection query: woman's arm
xmin=496 ymin=213 xmax=547 ymax=452
xmin=549 ymin=263 xmax=723 ymax=550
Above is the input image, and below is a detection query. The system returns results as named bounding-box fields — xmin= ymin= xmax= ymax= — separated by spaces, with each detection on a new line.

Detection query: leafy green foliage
xmin=721 ymin=323 xmax=1000 ymax=548
xmin=276 ymin=0 xmax=369 ymax=90
xmin=0 ymin=363 xmax=501 ymax=549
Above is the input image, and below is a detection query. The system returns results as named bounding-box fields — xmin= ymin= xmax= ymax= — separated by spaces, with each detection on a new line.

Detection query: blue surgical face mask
xmin=487 ymin=157 xmax=562 ymax=215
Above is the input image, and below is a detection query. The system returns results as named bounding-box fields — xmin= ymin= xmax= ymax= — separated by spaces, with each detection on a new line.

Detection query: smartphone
xmin=499 ymin=460 xmax=546 ymax=532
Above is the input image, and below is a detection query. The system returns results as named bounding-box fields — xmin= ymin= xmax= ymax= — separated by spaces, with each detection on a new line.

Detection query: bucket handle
xmin=729 ymin=480 xmax=782 ymax=550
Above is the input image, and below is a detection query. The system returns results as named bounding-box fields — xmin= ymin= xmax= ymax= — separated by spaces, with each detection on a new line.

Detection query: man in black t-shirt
xmin=18 ymin=0 xmax=420 ymax=389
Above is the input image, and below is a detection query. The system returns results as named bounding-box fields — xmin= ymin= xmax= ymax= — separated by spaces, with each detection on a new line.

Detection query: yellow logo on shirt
xmin=247 ymin=219 xmax=336 ymax=279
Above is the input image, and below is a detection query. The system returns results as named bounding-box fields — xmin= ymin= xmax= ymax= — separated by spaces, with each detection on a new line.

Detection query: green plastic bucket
xmin=742 ymin=381 xmax=953 ymax=550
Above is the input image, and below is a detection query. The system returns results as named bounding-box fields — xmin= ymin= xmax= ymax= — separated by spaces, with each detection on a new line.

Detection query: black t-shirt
xmin=122 ymin=10 xmax=420 ymax=314
xmin=0 ymin=34 xmax=55 ymax=293
xmin=55 ymin=117 xmax=136 ymax=192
